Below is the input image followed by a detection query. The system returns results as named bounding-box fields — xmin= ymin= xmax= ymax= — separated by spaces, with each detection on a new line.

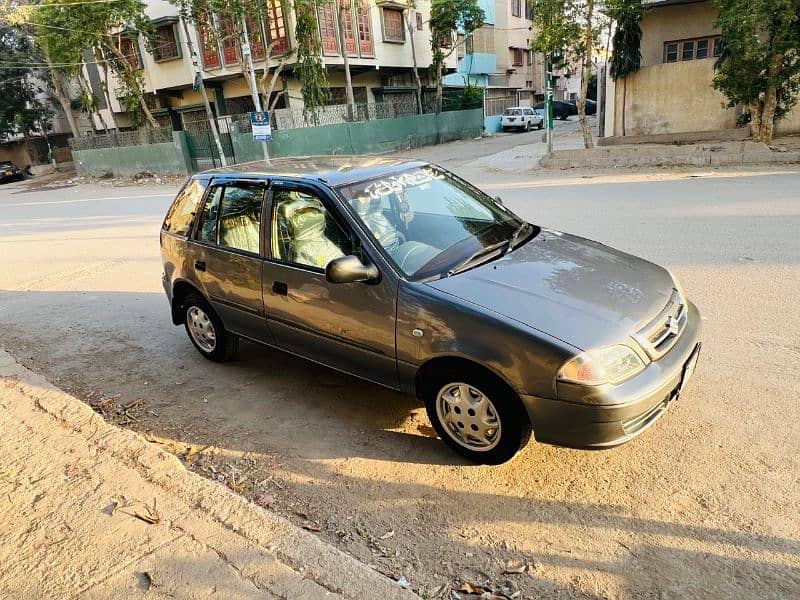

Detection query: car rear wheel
xmin=537 ymin=120 xmax=544 ymax=130
xmin=183 ymin=293 xmax=238 ymax=362
xmin=422 ymin=368 xmax=531 ymax=464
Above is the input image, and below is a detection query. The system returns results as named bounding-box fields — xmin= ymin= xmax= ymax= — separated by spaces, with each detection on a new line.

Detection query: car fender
xmin=396 ymin=281 xmax=576 ymax=398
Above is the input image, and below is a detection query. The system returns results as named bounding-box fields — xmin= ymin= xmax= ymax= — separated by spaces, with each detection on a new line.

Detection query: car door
xmin=189 ymin=178 xmax=273 ymax=344
xmin=261 ymin=181 xmax=399 ymax=389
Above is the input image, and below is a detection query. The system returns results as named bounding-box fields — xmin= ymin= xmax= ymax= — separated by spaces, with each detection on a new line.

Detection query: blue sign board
xmin=250 ymin=111 xmax=272 ymax=141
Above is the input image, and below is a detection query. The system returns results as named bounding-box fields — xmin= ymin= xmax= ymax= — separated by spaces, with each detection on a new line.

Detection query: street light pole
xmin=240 ymin=17 xmax=271 ymax=166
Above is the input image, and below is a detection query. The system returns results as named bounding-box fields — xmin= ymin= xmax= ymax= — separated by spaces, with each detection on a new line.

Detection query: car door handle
xmin=272 ymin=281 xmax=288 ymax=296
xmin=194 ymin=260 xmax=206 ymax=272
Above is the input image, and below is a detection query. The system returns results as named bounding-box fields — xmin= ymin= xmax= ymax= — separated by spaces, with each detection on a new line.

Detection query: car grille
xmin=634 ymin=289 xmax=687 ymax=360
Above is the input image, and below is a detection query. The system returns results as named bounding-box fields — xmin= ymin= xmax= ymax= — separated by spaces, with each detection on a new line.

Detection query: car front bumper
xmin=522 ymin=301 xmax=702 ymax=449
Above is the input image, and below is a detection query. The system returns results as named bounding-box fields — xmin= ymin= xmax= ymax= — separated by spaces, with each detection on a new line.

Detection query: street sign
xmin=250 ymin=111 xmax=272 ymax=141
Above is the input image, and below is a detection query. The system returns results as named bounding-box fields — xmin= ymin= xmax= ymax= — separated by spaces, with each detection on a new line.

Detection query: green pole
xmin=546 ymin=55 xmax=554 ymax=155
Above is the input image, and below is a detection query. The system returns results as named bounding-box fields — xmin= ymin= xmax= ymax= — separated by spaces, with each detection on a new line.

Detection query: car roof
xmin=198 ymin=155 xmax=428 ymax=187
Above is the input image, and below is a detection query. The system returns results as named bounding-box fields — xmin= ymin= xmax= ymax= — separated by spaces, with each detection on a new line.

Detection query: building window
xmin=318 ymin=3 xmax=339 ymax=55
xmin=512 ymin=0 xmax=521 ymax=17
xmin=198 ymin=14 xmax=221 ymax=68
xmin=664 ymin=36 xmax=721 ymax=63
xmin=526 ymin=3 xmax=535 ymax=19
xmin=357 ymin=1 xmax=374 ymax=56
xmin=153 ymin=23 xmax=181 ymax=62
xmin=696 ymin=38 xmax=709 ymax=59
xmin=218 ymin=16 xmax=240 ymax=65
xmin=681 ymin=40 xmax=694 ymax=60
xmin=525 ymin=80 xmax=532 ymax=88
xmin=341 ymin=4 xmax=357 ymax=56
xmin=511 ymin=47 xmax=524 ymax=67
xmin=665 ymin=42 xmax=678 ymax=62
xmin=247 ymin=16 xmax=266 ymax=60
xmin=416 ymin=11 xmax=423 ymax=30
xmin=382 ymin=7 xmax=405 ymax=42
xmin=266 ymin=0 xmax=289 ymax=55
xmin=526 ymin=49 xmax=532 ymax=65
xmin=117 ymin=35 xmax=140 ymax=69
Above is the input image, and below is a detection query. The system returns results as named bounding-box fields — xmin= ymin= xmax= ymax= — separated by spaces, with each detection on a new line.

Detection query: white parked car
xmin=501 ymin=107 xmax=544 ymax=132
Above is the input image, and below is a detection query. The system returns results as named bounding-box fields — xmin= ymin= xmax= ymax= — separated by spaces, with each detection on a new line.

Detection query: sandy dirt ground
xmin=1 ymin=142 xmax=798 ymax=599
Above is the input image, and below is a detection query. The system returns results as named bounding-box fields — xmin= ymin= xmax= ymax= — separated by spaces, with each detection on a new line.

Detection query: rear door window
xmin=163 ymin=179 xmax=207 ymax=237
xmin=196 ymin=182 xmax=265 ymax=255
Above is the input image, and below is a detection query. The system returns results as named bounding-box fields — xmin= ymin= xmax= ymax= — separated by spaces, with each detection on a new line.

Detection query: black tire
xmin=421 ymin=367 xmax=532 ymax=464
xmin=524 ymin=121 xmax=531 ymax=132
xmin=183 ymin=293 xmax=238 ymax=362
xmin=537 ymin=121 xmax=544 ymax=130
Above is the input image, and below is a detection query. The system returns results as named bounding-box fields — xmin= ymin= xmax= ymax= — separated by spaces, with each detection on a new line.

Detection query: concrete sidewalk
xmin=0 ymin=350 xmax=415 ymax=599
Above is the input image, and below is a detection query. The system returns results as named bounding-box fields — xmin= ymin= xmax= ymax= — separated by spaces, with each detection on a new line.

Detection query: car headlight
xmin=557 ymin=345 xmax=647 ymax=386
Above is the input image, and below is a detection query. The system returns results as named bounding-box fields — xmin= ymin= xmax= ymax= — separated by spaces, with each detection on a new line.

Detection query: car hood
xmin=427 ymin=229 xmax=674 ymax=350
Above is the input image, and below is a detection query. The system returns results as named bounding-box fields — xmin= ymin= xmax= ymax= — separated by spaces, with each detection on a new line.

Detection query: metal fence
xmin=69 ymin=128 xmax=173 ymax=151
xmin=69 ymin=96 xmax=482 ymax=151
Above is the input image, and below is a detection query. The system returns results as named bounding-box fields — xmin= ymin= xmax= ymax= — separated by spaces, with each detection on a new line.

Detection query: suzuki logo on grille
xmin=665 ymin=316 xmax=680 ymax=336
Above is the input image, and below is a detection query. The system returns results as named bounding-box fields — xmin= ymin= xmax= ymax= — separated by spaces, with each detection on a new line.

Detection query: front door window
xmin=270 ymin=188 xmax=349 ymax=269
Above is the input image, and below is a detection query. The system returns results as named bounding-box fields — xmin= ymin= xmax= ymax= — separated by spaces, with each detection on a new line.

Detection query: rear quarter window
xmin=163 ymin=179 xmax=207 ymax=236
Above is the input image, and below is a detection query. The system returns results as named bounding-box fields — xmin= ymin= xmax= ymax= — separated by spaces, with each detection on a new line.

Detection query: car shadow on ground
xmin=0 ymin=289 xmax=466 ymax=466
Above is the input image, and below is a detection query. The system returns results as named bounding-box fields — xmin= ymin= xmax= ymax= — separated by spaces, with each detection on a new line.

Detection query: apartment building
xmin=442 ymin=0 xmax=548 ymax=131
xmin=83 ymin=0 xmax=454 ymax=132
xmin=604 ymin=0 xmax=799 ymax=138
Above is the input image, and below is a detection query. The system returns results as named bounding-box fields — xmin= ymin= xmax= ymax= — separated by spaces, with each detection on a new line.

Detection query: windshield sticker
xmin=362 ymin=168 xmax=444 ymax=199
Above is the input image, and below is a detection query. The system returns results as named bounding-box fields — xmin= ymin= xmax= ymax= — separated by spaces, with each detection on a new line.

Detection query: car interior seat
xmin=280 ymin=194 xmax=345 ymax=268
xmin=219 ymin=189 xmax=261 ymax=253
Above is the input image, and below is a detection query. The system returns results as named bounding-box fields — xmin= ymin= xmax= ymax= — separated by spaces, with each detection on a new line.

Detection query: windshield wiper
xmin=447 ymin=240 xmax=509 ymax=277
xmin=506 ymin=221 xmax=533 ymax=253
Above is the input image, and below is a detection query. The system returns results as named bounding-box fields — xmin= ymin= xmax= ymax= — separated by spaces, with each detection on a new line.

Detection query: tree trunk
xmin=104 ymin=40 xmax=158 ymax=128
xmin=577 ymin=0 xmax=595 ymax=149
xmin=336 ymin=4 xmax=356 ymax=121
xmin=758 ymin=53 xmax=783 ymax=144
xmin=406 ymin=10 xmax=423 ymax=114
xmin=621 ymin=77 xmax=627 ymax=137
xmin=748 ymin=100 xmax=762 ymax=139
xmin=50 ymin=70 xmax=82 ymax=138
xmin=94 ymin=47 xmax=118 ymax=130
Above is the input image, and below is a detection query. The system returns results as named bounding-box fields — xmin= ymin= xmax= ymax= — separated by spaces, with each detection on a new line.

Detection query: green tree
xmin=12 ymin=0 xmax=158 ymax=129
xmin=530 ymin=0 xmax=604 ymax=148
xmin=294 ymin=0 xmax=329 ymax=114
xmin=607 ymin=0 xmax=642 ymax=137
xmin=429 ymin=0 xmax=484 ymax=113
xmin=712 ymin=0 xmax=800 ymax=143
xmin=0 ymin=25 xmax=51 ymax=142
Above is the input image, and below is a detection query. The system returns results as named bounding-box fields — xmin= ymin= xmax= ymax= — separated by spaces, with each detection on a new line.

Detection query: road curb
xmin=0 ymin=349 xmax=417 ymax=599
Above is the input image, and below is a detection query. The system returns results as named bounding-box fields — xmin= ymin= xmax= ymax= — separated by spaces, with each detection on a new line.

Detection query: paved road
xmin=1 ymin=157 xmax=798 ymax=599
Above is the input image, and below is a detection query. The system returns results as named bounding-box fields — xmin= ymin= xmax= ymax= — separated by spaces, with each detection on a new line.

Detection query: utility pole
xmin=241 ymin=17 xmax=271 ymax=166
xmin=545 ymin=55 xmax=554 ymax=156
xmin=335 ymin=1 xmax=356 ymax=121
xmin=180 ymin=15 xmax=227 ymax=168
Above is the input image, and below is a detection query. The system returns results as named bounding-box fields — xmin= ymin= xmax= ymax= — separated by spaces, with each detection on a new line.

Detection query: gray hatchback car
xmin=161 ymin=157 xmax=701 ymax=464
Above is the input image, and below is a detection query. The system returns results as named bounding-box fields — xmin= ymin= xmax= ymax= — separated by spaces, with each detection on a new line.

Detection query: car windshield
xmin=503 ymin=109 xmax=522 ymax=116
xmin=337 ymin=165 xmax=535 ymax=280
xmin=0 ymin=162 xmax=14 ymax=168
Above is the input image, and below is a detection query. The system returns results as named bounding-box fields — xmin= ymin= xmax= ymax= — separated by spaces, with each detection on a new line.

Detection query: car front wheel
xmin=183 ymin=293 xmax=238 ymax=362
xmin=422 ymin=370 xmax=531 ymax=464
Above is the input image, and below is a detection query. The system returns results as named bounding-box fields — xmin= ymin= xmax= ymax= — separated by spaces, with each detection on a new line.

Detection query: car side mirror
xmin=494 ymin=196 xmax=504 ymax=206
xmin=326 ymin=255 xmax=380 ymax=284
